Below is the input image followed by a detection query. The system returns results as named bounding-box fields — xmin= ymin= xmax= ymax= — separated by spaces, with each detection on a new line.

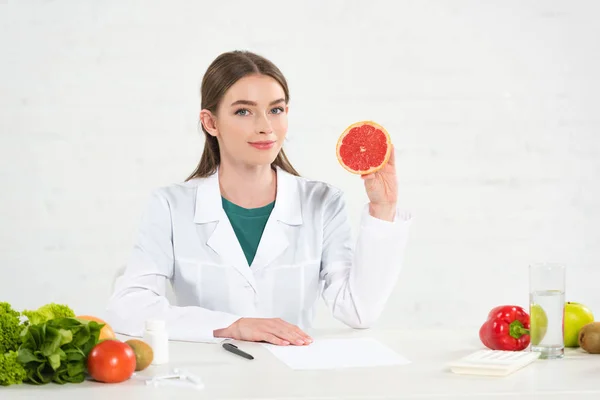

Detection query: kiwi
xmin=126 ymin=339 xmax=154 ymax=371
xmin=578 ymin=322 xmax=600 ymax=354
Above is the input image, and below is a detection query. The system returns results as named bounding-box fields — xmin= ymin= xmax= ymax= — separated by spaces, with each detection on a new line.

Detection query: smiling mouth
xmin=248 ymin=141 xmax=276 ymax=150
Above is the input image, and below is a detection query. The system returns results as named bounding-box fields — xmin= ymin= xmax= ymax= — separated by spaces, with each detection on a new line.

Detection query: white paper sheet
xmin=262 ymin=337 xmax=411 ymax=370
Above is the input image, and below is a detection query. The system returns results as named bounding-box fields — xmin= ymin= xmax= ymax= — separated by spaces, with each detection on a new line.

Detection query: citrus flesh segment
xmin=336 ymin=121 xmax=392 ymax=174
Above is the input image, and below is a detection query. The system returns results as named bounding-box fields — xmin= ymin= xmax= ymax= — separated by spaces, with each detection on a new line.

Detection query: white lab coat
xmin=106 ymin=166 xmax=412 ymax=343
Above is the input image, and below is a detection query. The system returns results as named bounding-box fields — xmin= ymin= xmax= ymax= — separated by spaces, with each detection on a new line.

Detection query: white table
xmin=3 ymin=328 xmax=599 ymax=399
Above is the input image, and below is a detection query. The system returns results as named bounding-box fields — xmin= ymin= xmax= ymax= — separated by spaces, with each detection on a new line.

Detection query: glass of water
xmin=529 ymin=263 xmax=566 ymax=359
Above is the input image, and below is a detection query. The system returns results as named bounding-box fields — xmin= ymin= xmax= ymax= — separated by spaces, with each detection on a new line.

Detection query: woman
xmin=106 ymin=50 xmax=412 ymax=346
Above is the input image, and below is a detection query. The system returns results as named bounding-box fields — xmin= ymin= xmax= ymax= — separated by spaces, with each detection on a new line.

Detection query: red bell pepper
xmin=479 ymin=305 xmax=531 ymax=351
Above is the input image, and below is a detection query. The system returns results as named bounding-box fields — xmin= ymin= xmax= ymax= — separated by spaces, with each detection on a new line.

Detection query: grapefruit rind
xmin=336 ymin=120 xmax=392 ymax=175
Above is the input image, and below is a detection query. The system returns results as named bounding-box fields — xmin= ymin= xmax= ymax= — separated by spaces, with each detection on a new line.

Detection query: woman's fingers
xmin=268 ymin=319 xmax=312 ymax=345
xmin=270 ymin=324 xmax=306 ymax=345
xmin=289 ymin=325 xmax=312 ymax=343
xmin=279 ymin=320 xmax=313 ymax=344
xmin=234 ymin=318 xmax=313 ymax=346
xmin=261 ymin=332 xmax=290 ymax=346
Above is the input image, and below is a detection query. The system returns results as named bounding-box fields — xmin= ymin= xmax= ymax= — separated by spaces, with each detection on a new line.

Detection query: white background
xmin=1 ymin=0 xmax=598 ymax=332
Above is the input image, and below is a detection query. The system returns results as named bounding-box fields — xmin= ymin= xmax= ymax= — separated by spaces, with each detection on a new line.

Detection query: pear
xmin=578 ymin=322 xmax=600 ymax=354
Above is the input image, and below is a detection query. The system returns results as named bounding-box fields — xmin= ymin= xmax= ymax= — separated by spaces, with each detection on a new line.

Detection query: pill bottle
xmin=143 ymin=319 xmax=169 ymax=365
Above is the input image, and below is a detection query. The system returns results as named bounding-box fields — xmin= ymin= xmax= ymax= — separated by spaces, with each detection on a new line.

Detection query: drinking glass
xmin=529 ymin=263 xmax=566 ymax=359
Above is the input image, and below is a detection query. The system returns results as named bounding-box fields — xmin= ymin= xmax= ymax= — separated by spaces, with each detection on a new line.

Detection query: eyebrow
xmin=230 ymin=98 xmax=285 ymax=107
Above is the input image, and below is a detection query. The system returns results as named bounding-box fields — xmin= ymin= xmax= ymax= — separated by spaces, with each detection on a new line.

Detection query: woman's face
xmin=209 ymin=74 xmax=289 ymax=168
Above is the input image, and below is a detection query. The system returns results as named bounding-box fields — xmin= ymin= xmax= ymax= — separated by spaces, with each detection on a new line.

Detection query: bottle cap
xmin=145 ymin=319 xmax=166 ymax=331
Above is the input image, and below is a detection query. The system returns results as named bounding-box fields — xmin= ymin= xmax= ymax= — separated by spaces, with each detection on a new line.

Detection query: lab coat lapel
xmin=193 ymin=170 xmax=256 ymax=290
xmin=250 ymin=215 xmax=289 ymax=271
xmin=251 ymin=167 xmax=303 ymax=271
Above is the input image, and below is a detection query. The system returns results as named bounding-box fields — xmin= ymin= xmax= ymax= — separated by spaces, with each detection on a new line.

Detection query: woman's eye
xmin=235 ymin=109 xmax=250 ymax=116
xmin=271 ymin=107 xmax=285 ymax=114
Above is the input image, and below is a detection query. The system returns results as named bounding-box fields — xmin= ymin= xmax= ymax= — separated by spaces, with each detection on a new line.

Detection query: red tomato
xmin=87 ymin=340 xmax=136 ymax=383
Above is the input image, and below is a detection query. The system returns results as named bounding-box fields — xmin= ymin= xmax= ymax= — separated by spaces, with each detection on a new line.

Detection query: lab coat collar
xmin=193 ymin=166 xmax=303 ymax=226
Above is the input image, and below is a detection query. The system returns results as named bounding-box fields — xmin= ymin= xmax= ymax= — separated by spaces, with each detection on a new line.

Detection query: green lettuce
xmin=0 ymin=302 xmax=24 ymax=354
xmin=0 ymin=350 xmax=27 ymax=386
xmin=22 ymin=303 xmax=75 ymax=326
xmin=17 ymin=317 xmax=103 ymax=384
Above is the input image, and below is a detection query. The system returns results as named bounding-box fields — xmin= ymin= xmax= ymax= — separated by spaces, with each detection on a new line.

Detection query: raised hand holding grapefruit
xmin=336 ymin=121 xmax=397 ymax=221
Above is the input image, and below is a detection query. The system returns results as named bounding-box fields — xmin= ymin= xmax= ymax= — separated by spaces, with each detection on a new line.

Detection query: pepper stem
xmin=509 ymin=320 xmax=529 ymax=339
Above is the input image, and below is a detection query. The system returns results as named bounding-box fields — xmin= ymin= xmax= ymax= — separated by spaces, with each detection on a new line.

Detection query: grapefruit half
xmin=336 ymin=120 xmax=392 ymax=174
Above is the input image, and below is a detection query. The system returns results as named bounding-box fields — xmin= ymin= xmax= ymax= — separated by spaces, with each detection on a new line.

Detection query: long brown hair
xmin=185 ymin=50 xmax=300 ymax=181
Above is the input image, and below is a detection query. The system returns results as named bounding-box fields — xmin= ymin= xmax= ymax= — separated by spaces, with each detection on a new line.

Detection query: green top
xmin=221 ymin=196 xmax=275 ymax=267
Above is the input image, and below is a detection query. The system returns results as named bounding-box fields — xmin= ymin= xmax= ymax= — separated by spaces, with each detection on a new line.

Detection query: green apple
xmin=530 ymin=303 xmax=548 ymax=346
xmin=564 ymin=302 xmax=594 ymax=347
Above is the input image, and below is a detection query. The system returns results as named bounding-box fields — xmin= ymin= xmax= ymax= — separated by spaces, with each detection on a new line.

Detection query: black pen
xmin=222 ymin=342 xmax=254 ymax=360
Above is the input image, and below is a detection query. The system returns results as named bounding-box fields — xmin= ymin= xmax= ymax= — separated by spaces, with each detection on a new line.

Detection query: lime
xmin=530 ymin=303 xmax=548 ymax=346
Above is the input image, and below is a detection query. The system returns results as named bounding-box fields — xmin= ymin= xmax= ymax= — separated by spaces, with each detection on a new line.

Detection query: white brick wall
xmin=1 ymin=0 xmax=599 ymax=332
